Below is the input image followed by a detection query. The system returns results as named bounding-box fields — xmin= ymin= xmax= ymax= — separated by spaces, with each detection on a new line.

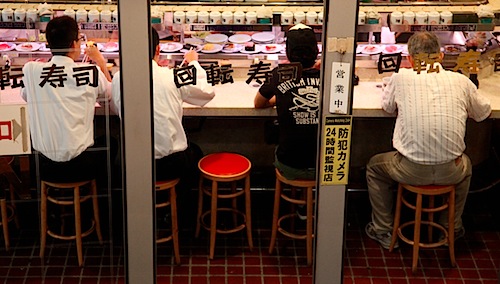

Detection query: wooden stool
xmin=389 ymin=183 xmax=456 ymax=273
xmin=155 ymin=179 xmax=180 ymax=265
xmin=40 ymin=180 xmax=103 ymax=266
xmin=0 ymin=196 xmax=16 ymax=251
xmin=269 ymin=169 xmax=316 ymax=266
xmin=195 ymin=152 xmax=253 ymax=259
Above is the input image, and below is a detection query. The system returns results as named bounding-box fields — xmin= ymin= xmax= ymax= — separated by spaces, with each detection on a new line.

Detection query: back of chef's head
xmin=46 ymin=16 xmax=79 ymax=56
xmin=286 ymin=24 xmax=318 ymax=69
xmin=150 ymin=27 xmax=160 ymax=61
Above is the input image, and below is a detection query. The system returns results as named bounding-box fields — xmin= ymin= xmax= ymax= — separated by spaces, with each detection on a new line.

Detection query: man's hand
xmin=184 ymin=50 xmax=199 ymax=64
xmin=84 ymin=45 xmax=106 ymax=65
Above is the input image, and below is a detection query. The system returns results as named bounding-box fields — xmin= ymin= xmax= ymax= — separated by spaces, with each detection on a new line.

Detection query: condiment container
xmin=76 ymin=9 xmax=88 ymax=23
xmin=63 ymin=9 xmax=76 ymax=20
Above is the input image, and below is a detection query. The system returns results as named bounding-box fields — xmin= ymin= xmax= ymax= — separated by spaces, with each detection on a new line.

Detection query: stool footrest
xmin=281 ymin=194 xmax=306 ymax=205
xmin=398 ymin=220 xmax=448 ymax=248
xmin=157 ymin=235 xmax=174 ymax=244
xmin=0 ymin=203 xmax=16 ymax=225
xmin=277 ymin=213 xmax=314 ymax=240
xmin=47 ymin=220 xmax=96 ymax=241
xmin=200 ymin=208 xmax=246 ymax=234
xmin=402 ymin=196 xmax=448 ymax=213
xmin=47 ymin=195 xmax=92 ymax=206
xmin=202 ymin=187 xmax=245 ymax=199
xmin=155 ymin=201 xmax=171 ymax=209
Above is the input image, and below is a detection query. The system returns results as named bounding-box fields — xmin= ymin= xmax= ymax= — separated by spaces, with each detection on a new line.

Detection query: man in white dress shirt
xmin=365 ymin=31 xmax=491 ymax=249
xmin=21 ymin=16 xmax=112 ymax=183
xmin=111 ymin=28 xmax=214 ymax=181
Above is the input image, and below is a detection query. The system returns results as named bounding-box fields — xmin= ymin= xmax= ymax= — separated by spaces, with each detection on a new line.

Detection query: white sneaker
xmin=365 ymin=222 xmax=399 ymax=250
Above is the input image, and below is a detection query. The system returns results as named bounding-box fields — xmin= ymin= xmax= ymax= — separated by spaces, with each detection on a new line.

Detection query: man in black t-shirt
xmin=254 ymin=24 xmax=320 ymax=180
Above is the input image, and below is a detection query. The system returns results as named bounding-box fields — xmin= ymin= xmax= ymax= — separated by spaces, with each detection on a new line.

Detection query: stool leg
xmin=40 ymin=182 xmax=48 ymax=260
xmin=74 ymin=186 xmax=83 ymax=267
xmin=269 ymin=178 xmax=282 ymax=255
xmin=428 ymin=196 xmax=435 ymax=243
xmin=9 ymin=184 xmax=20 ymax=229
xmin=90 ymin=180 xmax=103 ymax=244
xmin=231 ymin=181 xmax=238 ymax=228
xmin=244 ymin=175 xmax=253 ymax=251
xmin=290 ymin=187 xmax=297 ymax=233
xmin=170 ymin=186 xmax=180 ymax=265
xmin=390 ymin=185 xmax=403 ymax=252
xmin=1 ymin=199 xmax=10 ymax=251
xmin=412 ymin=193 xmax=423 ymax=273
xmin=209 ymin=180 xmax=218 ymax=259
xmin=448 ymin=189 xmax=456 ymax=267
xmin=195 ymin=176 xmax=204 ymax=238
xmin=306 ymin=186 xmax=313 ymax=266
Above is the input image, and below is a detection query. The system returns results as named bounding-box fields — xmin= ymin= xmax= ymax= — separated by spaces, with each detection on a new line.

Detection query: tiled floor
xmin=0 ymin=188 xmax=499 ymax=283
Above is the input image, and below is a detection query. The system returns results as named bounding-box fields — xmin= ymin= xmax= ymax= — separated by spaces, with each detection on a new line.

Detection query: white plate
xmin=205 ymin=34 xmax=228 ymax=44
xmin=160 ymin=42 xmax=183 ymax=52
xmin=251 ymin=32 xmax=275 ymax=43
xmin=382 ymin=44 xmax=403 ymax=54
xmin=0 ymin=42 xmax=16 ymax=52
xmin=240 ymin=45 xmax=263 ymax=54
xmin=184 ymin=37 xmax=204 ymax=45
xmin=360 ymin=45 xmax=383 ymax=55
xmin=228 ymin=34 xmax=252 ymax=44
xmin=15 ymin=42 xmax=41 ymax=52
xmin=221 ymin=43 xmax=243 ymax=53
xmin=98 ymin=42 xmax=119 ymax=52
xmin=200 ymin=43 xmax=223 ymax=53
xmin=261 ymin=44 xmax=282 ymax=54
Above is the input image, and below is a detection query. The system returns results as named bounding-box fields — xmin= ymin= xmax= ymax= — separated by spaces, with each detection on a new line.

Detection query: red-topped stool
xmin=195 ymin=152 xmax=253 ymax=259
xmin=389 ymin=183 xmax=456 ymax=273
xmin=155 ymin=179 xmax=180 ymax=264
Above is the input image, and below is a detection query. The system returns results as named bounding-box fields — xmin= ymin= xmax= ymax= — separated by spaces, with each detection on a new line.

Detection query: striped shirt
xmin=382 ymin=63 xmax=491 ymax=165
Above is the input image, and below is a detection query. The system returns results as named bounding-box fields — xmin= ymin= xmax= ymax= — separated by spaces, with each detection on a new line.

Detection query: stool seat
xmin=196 ymin=152 xmax=253 ymax=259
xmin=270 ymin=168 xmax=316 ymax=266
xmin=390 ymin=183 xmax=456 ymax=273
xmin=199 ymin=153 xmax=251 ymax=178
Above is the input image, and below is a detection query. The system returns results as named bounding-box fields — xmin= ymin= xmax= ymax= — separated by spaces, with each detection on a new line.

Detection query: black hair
xmin=286 ymin=28 xmax=319 ymax=69
xmin=46 ymin=16 xmax=79 ymax=56
xmin=150 ymin=27 xmax=160 ymax=61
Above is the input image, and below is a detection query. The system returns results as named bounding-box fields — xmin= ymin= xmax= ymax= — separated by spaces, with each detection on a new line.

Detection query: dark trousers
xmin=36 ymin=136 xmax=117 ymax=184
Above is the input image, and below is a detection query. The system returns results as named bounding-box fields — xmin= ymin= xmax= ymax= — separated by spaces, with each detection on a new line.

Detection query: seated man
xmin=253 ymin=24 xmax=320 ymax=180
xmin=21 ymin=16 xmax=112 ymax=183
xmin=111 ymin=28 xmax=215 ymax=182
xmin=365 ymin=31 xmax=491 ymax=249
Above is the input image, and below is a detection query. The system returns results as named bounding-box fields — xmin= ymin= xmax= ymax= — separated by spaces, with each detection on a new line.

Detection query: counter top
xmin=2 ymin=72 xmax=500 ymax=118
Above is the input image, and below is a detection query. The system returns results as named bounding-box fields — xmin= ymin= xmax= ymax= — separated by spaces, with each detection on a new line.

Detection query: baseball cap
xmin=286 ymin=24 xmax=318 ymax=68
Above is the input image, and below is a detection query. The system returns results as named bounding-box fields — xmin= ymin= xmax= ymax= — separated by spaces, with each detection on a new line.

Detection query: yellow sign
xmin=320 ymin=116 xmax=352 ymax=185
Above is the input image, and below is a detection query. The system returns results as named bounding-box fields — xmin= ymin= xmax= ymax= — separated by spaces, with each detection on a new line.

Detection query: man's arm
xmin=110 ymin=71 xmax=122 ymax=118
xmin=85 ymin=45 xmax=112 ymax=82
xmin=179 ymin=50 xmax=215 ymax=106
xmin=254 ymin=92 xmax=275 ymax=108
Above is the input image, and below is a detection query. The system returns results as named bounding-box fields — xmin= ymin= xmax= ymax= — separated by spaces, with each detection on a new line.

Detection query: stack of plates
xmin=251 ymin=32 xmax=275 ymax=44
xmin=205 ymin=34 xmax=228 ymax=44
xmin=228 ymin=34 xmax=251 ymax=44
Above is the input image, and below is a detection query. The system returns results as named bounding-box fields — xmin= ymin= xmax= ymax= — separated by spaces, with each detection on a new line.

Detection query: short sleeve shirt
xmin=259 ymin=67 xmax=321 ymax=169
